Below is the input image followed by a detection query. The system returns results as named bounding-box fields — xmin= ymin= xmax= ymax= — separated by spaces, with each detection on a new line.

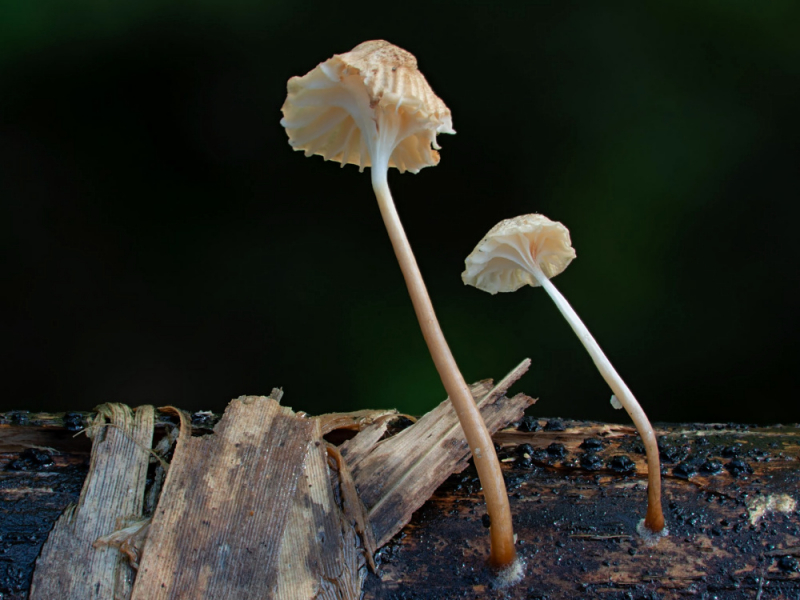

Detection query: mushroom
xmin=462 ymin=214 xmax=666 ymax=535
xmin=280 ymin=41 xmax=522 ymax=575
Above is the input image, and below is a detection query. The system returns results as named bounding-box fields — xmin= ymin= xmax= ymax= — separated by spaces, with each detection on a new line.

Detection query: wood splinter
xmin=30 ymin=363 xmax=534 ymax=599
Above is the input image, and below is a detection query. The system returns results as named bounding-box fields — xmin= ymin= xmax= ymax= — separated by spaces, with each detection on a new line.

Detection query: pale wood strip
xmin=131 ymin=396 xmax=316 ymax=599
xmin=351 ymin=360 xmax=536 ymax=547
xmin=29 ymin=404 xmax=154 ymax=600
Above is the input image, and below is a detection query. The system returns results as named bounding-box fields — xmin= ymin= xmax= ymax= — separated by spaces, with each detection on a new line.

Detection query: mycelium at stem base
xmin=527 ymin=261 xmax=665 ymax=535
xmin=371 ymin=165 xmax=521 ymax=572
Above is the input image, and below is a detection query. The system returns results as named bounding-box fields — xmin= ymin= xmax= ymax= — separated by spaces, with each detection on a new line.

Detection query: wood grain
xmin=131 ymin=395 xmax=321 ymax=599
xmin=5 ymin=410 xmax=799 ymax=599
xmin=29 ymin=404 xmax=154 ymax=600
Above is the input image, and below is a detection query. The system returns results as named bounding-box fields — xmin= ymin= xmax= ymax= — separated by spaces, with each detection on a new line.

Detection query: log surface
xmin=2 ymin=413 xmax=799 ymax=599
xmin=365 ymin=419 xmax=800 ymax=599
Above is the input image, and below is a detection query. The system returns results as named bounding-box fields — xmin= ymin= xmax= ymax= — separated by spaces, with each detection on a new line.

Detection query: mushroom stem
xmin=527 ymin=261 xmax=665 ymax=534
xmin=371 ymin=165 xmax=518 ymax=569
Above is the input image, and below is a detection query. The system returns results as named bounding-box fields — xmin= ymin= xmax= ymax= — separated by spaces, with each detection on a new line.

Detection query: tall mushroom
xmin=280 ymin=41 xmax=522 ymax=575
xmin=462 ymin=214 xmax=666 ymax=535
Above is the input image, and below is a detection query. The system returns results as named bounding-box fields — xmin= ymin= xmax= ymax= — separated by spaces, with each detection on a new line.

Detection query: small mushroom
xmin=281 ymin=41 xmax=522 ymax=574
xmin=462 ymin=214 xmax=666 ymax=535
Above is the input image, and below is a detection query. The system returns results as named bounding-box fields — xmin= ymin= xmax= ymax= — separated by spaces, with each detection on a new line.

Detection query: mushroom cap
xmin=462 ymin=214 xmax=577 ymax=294
xmin=280 ymin=40 xmax=454 ymax=174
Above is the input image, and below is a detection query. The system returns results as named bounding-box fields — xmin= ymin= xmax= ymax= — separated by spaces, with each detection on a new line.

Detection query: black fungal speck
xmin=63 ymin=412 xmax=84 ymax=432
xmin=721 ymin=444 xmax=742 ymax=458
xmin=778 ymin=556 xmax=799 ymax=572
xmin=6 ymin=448 xmax=54 ymax=471
xmin=725 ymin=459 xmax=754 ymax=478
xmin=514 ymin=443 xmax=537 ymax=469
xmin=658 ymin=441 xmax=687 ymax=464
xmin=544 ymin=419 xmax=566 ymax=431
xmin=530 ymin=447 xmax=550 ymax=462
xmin=516 ymin=443 xmax=534 ymax=457
xmin=191 ymin=411 xmax=217 ymax=428
xmin=25 ymin=448 xmax=54 ymax=467
xmin=579 ymin=453 xmax=603 ymax=471
xmin=700 ymin=460 xmax=723 ymax=475
xmin=673 ymin=461 xmax=698 ymax=479
xmin=517 ymin=416 xmax=542 ymax=432
xmin=9 ymin=411 xmax=29 ymax=425
xmin=579 ymin=438 xmax=604 ymax=452
xmin=515 ymin=456 xmax=535 ymax=470
xmin=608 ymin=455 xmax=636 ymax=474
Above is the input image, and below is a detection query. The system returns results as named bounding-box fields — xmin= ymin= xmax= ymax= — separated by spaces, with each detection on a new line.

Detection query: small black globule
xmin=608 ymin=455 xmax=636 ymax=474
xmin=579 ymin=437 xmax=604 ymax=452
xmin=700 ymin=460 xmax=723 ymax=475
xmin=673 ymin=461 xmax=698 ymax=479
xmin=516 ymin=416 xmax=542 ymax=432
xmin=720 ymin=444 xmax=743 ymax=458
xmin=724 ymin=459 xmax=754 ymax=478
xmin=63 ymin=412 xmax=84 ymax=432
xmin=6 ymin=448 xmax=53 ymax=472
xmin=778 ymin=556 xmax=799 ymax=573
xmin=579 ymin=453 xmax=603 ymax=471
xmin=544 ymin=419 xmax=566 ymax=432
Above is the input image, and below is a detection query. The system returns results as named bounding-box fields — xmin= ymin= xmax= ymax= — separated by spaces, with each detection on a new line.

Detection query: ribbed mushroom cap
xmin=280 ymin=40 xmax=454 ymax=174
xmin=462 ymin=214 xmax=577 ymax=294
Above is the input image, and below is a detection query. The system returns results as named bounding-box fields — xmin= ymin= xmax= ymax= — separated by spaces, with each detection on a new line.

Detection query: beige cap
xmin=280 ymin=40 xmax=454 ymax=174
xmin=462 ymin=214 xmax=576 ymax=294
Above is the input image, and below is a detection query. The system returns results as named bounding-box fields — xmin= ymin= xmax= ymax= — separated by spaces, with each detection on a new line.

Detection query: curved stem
xmin=371 ymin=167 xmax=518 ymax=568
xmin=528 ymin=263 xmax=665 ymax=533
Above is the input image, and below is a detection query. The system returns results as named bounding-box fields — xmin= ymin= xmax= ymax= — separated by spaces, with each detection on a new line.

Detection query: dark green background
xmin=2 ymin=1 xmax=798 ymax=424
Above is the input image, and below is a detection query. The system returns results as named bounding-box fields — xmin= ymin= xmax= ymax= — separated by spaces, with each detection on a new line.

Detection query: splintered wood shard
xmin=272 ymin=434 xmax=371 ymax=599
xmin=343 ymin=359 xmax=536 ymax=547
xmin=130 ymin=395 xmax=373 ymax=599
xmin=30 ymin=363 xmax=535 ymax=599
xmin=29 ymin=404 xmax=154 ymax=600
xmin=271 ymin=425 xmax=377 ymax=599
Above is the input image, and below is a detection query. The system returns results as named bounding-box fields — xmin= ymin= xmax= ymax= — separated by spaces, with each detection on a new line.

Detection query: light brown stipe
xmin=281 ymin=41 xmax=522 ymax=577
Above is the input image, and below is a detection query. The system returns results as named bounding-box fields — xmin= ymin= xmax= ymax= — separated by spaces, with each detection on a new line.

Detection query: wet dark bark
xmin=2 ymin=413 xmax=799 ymax=599
xmin=366 ymin=420 xmax=800 ymax=599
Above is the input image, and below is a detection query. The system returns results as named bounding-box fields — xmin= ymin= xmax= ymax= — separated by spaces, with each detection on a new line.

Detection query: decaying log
xmin=2 ymin=408 xmax=799 ymax=598
xmin=365 ymin=420 xmax=800 ymax=599
xmin=13 ymin=362 xmax=534 ymax=599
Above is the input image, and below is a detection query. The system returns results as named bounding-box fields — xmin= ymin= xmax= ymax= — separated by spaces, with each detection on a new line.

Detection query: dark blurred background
xmin=2 ymin=1 xmax=798 ymax=424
